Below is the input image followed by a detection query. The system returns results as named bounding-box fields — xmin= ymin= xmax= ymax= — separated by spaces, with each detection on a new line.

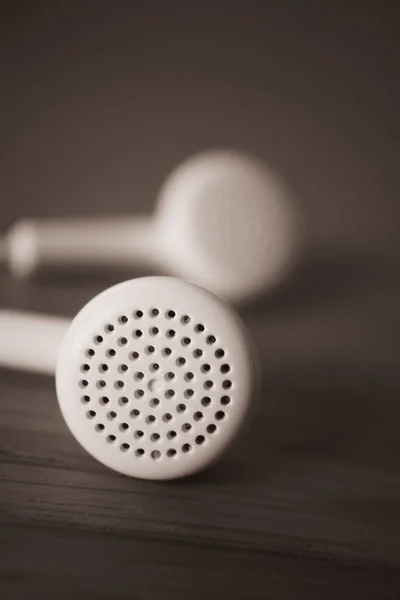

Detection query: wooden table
xmin=1 ymin=3 xmax=399 ymax=598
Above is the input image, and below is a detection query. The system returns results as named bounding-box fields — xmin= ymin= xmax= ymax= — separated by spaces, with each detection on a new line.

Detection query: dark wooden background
xmin=0 ymin=2 xmax=399 ymax=598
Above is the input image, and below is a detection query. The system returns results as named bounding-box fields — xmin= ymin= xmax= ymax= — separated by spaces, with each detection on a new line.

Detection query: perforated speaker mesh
xmin=57 ymin=277 xmax=253 ymax=479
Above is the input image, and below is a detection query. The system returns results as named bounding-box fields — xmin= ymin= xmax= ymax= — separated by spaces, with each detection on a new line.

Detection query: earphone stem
xmin=0 ymin=311 xmax=71 ymax=374
xmin=4 ymin=216 xmax=158 ymax=278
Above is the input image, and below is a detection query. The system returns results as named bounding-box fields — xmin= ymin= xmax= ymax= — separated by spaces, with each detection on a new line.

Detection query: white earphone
xmin=1 ymin=150 xmax=301 ymax=303
xmin=0 ymin=277 xmax=255 ymax=479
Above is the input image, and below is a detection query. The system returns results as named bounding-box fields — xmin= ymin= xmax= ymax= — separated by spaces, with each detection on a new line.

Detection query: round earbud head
xmin=56 ymin=277 xmax=254 ymax=479
xmin=155 ymin=150 xmax=302 ymax=303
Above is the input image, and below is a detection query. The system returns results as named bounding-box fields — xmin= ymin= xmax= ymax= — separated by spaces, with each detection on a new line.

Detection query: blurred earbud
xmin=2 ymin=150 xmax=302 ymax=303
xmin=0 ymin=277 xmax=255 ymax=479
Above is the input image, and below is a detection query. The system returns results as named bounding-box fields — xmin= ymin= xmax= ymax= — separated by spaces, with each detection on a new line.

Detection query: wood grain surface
xmin=0 ymin=2 xmax=399 ymax=598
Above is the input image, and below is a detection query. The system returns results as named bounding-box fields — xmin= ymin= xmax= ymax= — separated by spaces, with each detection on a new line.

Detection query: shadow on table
xmin=192 ymin=249 xmax=400 ymax=485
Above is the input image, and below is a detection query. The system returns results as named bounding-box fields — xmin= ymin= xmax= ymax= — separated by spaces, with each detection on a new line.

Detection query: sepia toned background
xmin=0 ymin=2 xmax=399 ymax=598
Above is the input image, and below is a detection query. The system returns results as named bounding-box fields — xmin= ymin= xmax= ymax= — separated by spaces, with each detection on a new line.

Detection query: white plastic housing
xmin=2 ymin=150 xmax=301 ymax=303
xmin=56 ymin=277 xmax=255 ymax=479
xmin=156 ymin=150 xmax=302 ymax=302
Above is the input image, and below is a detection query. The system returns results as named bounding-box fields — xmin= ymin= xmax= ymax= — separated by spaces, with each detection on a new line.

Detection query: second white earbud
xmin=2 ymin=150 xmax=302 ymax=303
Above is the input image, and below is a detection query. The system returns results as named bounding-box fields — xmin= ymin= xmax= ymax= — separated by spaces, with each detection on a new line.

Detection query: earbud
xmin=2 ymin=150 xmax=301 ymax=303
xmin=0 ymin=277 xmax=255 ymax=479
